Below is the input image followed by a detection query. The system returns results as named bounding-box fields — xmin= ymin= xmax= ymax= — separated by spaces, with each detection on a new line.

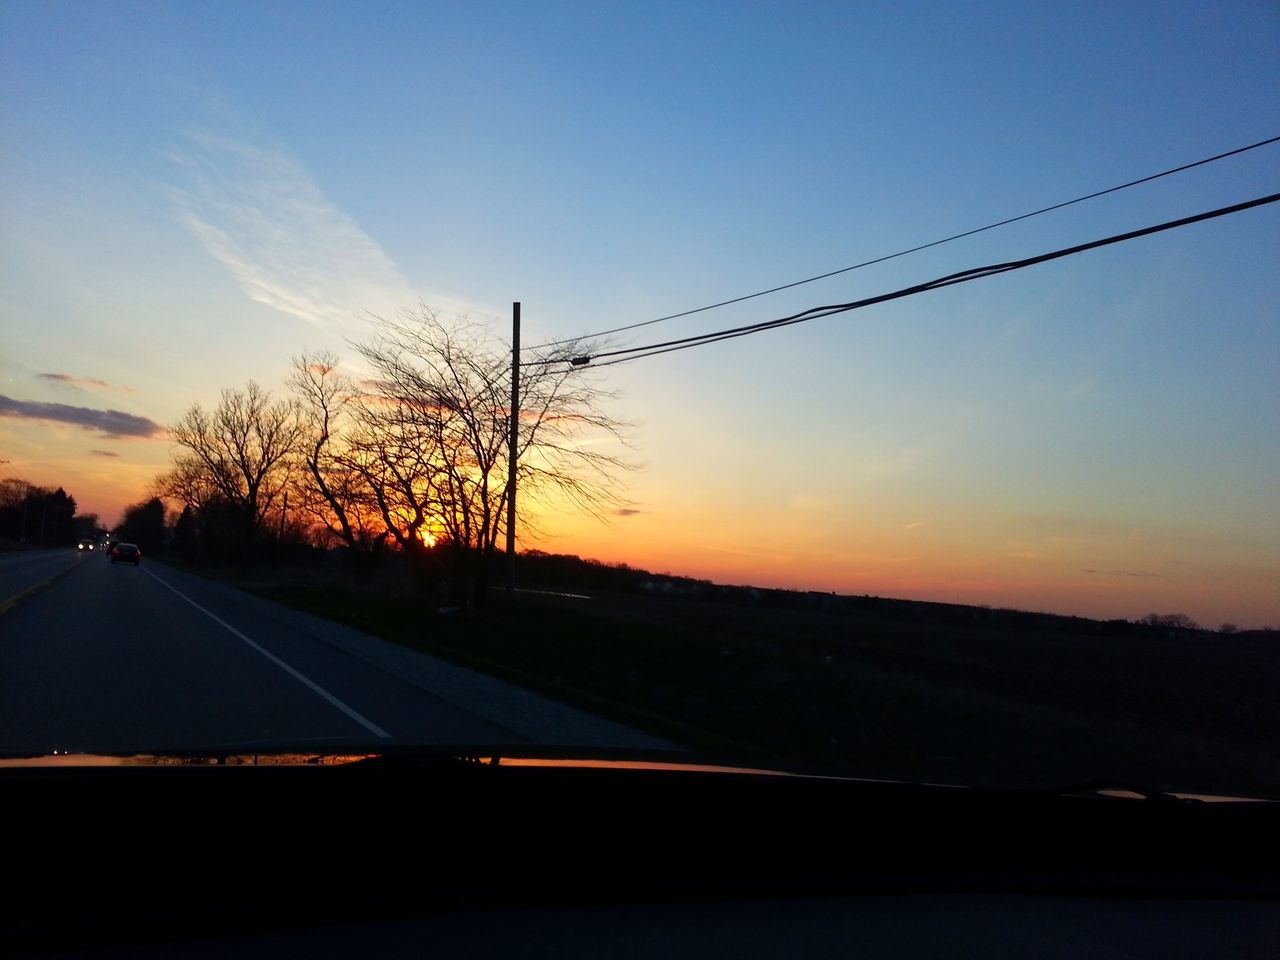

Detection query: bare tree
xmin=153 ymin=455 xmax=220 ymax=514
xmin=349 ymin=305 xmax=632 ymax=603
xmin=166 ymin=382 xmax=304 ymax=563
xmin=1138 ymin=612 xmax=1201 ymax=631
xmin=289 ymin=352 xmax=389 ymax=560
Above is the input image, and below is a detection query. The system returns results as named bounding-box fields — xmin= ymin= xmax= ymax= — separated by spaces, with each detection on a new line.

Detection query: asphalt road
xmin=0 ymin=551 xmax=670 ymax=756
xmin=0 ymin=547 xmax=86 ymax=611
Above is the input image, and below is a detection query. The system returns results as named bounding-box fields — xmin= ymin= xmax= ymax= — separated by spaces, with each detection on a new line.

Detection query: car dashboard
xmin=6 ymin=753 xmax=1278 ymax=957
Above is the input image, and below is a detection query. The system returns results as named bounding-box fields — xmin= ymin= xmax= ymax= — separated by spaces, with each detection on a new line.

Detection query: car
xmin=109 ymin=542 xmax=141 ymax=565
xmin=76 ymin=539 xmax=94 ymax=552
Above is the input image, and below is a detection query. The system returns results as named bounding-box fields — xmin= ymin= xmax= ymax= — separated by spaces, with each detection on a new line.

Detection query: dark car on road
xmin=109 ymin=543 xmax=142 ymax=566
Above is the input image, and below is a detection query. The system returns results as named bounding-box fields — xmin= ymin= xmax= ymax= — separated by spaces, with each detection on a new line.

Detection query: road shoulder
xmin=148 ymin=563 xmax=678 ymax=751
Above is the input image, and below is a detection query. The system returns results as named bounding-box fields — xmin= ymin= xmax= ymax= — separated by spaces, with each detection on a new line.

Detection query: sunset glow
xmin=2 ymin=3 xmax=1277 ymax=628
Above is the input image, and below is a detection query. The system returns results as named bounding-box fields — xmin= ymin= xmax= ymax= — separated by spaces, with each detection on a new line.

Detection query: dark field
xmin=245 ymin=571 xmax=1280 ymax=800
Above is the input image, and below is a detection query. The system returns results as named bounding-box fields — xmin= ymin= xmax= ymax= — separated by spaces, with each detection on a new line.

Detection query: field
xmin=246 ymin=568 xmax=1280 ymax=800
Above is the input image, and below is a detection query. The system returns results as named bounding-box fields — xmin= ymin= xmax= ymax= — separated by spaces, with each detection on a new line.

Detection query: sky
xmin=2 ymin=1 xmax=1278 ymax=627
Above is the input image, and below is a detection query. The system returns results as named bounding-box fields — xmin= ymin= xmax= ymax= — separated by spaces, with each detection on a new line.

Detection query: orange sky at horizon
xmin=3 ymin=1 xmax=1279 ymax=640
xmin=525 ymin=480 xmax=1279 ymax=630
xmin=2 ymin=419 xmax=1276 ymax=631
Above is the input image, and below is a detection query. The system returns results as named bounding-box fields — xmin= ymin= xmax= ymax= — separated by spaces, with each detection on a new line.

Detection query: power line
xmin=529 ymin=191 xmax=1278 ymax=370
xmin=527 ymin=134 xmax=1280 ymax=351
xmin=586 ymin=191 xmax=1280 ymax=366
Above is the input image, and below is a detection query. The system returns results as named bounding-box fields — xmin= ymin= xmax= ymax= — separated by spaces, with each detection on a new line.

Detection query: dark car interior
xmin=6 ymin=752 xmax=1278 ymax=957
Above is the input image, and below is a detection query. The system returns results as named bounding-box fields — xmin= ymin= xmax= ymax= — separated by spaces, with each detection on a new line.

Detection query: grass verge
xmin=167 ymin=559 xmax=1280 ymax=797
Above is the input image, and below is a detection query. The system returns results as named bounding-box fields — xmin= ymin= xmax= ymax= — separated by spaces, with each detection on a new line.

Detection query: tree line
xmin=151 ymin=307 xmax=629 ymax=606
xmin=0 ymin=476 xmax=170 ymax=551
xmin=0 ymin=479 xmax=83 ymax=546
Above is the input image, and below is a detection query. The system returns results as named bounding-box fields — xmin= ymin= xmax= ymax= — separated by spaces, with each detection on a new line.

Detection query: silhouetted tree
xmin=47 ymin=488 xmax=77 ymax=545
xmin=73 ymin=513 xmax=100 ymax=542
xmin=170 ymin=504 xmax=200 ymax=560
xmin=163 ymin=382 xmax=303 ymax=565
xmin=1138 ymin=612 xmax=1200 ymax=631
xmin=0 ymin=481 xmax=78 ymax=545
xmin=347 ymin=306 xmax=631 ymax=605
xmin=117 ymin=497 xmax=166 ymax=554
xmin=0 ymin=478 xmax=33 ymax=541
xmin=289 ymin=352 xmax=389 ymax=565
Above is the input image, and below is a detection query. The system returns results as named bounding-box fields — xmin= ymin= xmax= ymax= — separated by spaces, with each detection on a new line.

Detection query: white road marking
xmin=143 ymin=567 xmax=391 ymax=739
xmin=514 ymin=588 xmax=592 ymax=600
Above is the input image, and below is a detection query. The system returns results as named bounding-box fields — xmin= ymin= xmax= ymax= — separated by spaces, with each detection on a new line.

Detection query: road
xmin=0 ymin=547 xmax=86 ymax=612
xmin=0 ymin=550 xmax=670 ymax=755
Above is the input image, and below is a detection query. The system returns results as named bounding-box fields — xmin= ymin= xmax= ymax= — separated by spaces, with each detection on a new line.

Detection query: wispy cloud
xmin=0 ymin=396 xmax=164 ymax=439
xmin=1082 ymin=568 xmax=1162 ymax=578
xmin=90 ymin=449 xmax=121 ymax=458
xmin=1070 ymin=377 xmax=1099 ymax=398
xmin=615 ymin=508 xmax=644 ymax=517
xmin=37 ymin=372 xmax=134 ymax=394
xmin=905 ymin=520 xmax=927 ymax=529
xmin=165 ymin=130 xmax=418 ymax=327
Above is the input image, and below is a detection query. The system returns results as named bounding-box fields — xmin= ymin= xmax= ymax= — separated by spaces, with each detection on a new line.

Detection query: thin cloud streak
xmin=0 ymin=395 xmax=164 ymax=439
xmin=165 ymin=130 xmax=418 ymax=327
xmin=90 ymin=449 xmax=121 ymax=457
xmin=37 ymin=372 xmax=135 ymax=394
xmin=1082 ymin=568 xmax=1163 ymax=578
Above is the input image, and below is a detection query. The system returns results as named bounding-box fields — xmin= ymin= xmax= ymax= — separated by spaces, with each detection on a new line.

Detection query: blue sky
xmin=2 ymin=1 xmax=1278 ymax=625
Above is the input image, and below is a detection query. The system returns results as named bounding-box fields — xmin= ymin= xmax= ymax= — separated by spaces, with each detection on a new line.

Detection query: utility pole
xmin=506 ymin=301 xmax=520 ymax=593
